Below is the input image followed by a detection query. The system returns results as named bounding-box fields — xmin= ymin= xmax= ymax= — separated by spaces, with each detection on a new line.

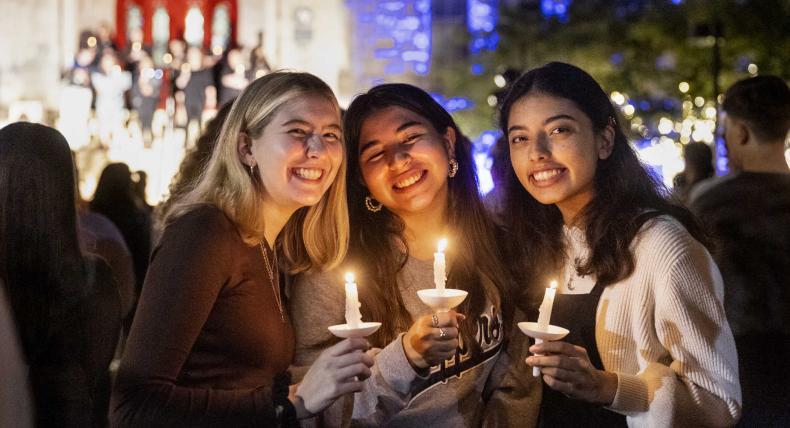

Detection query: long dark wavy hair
xmin=498 ymin=62 xmax=708 ymax=306
xmin=0 ymin=122 xmax=87 ymax=360
xmin=344 ymin=83 xmax=512 ymax=349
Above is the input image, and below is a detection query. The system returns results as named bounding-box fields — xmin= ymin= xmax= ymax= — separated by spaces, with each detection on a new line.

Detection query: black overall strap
xmin=538 ymin=211 xmax=664 ymax=426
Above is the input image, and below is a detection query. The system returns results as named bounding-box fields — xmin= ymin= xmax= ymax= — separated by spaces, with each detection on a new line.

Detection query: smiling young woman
xmin=499 ymin=62 xmax=741 ymax=427
xmin=110 ymin=72 xmax=373 ymax=428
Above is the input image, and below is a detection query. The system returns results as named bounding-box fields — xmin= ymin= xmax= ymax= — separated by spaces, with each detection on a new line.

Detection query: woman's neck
xmin=400 ymin=210 xmax=447 ymax=261
xmin=261 ymin=201 xmax=298 ymax=248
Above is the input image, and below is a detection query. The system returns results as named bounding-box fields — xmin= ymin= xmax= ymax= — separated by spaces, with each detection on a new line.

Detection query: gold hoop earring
xmin=365 ymin=196 xmax=383 ymax=212
xmin=448 ymin=158 xmax=459 ymax=178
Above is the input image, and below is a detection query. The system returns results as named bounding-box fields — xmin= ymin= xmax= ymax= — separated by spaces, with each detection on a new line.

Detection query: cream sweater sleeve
xmin=608 ymin=219 xmax=742 ymax=427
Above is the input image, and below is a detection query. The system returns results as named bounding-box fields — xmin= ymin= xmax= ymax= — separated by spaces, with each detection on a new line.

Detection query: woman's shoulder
xmin=633 ymin=214 xmax=710 ymax=269
xmin=165 ymin=204 xmax=240 ymax=241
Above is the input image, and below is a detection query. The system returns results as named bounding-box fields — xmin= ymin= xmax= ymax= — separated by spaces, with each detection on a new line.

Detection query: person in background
xmin=691 ymin=75 xmax=790 ymax=427
xmin=90 ymin=162 xmax=152 ymax=325
xmin=92 ymin=51 xmax=132 ymax=146
xmin=0 ymin=122 xmax=121 ymax=428
xmin=131 ymin=52 xmax=162 ymax=148
xmin=74 ymin=153 xmax=136 ymax=327
xmin=111 ymin=72 xmax=373 ymax=427
xmin=290 ymin=83 xmax=540 ymax=427
xmin=250 ymin=31 xmax=272 ymax=79
xmin=499 ymin=62 xmax=741 ymax=427
xmin=672 ymin=142 xmax=714 ymax=204
xmin=175 ymin=46 xmax=216 ymax=139
xmin=218 ymin=47 xmax=249 ymax=108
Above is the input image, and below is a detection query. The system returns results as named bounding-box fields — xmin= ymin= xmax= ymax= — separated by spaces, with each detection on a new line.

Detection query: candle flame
xmin=344 ymin=272 xmax=355 ymax=283
xmin=550 ymin=280 xmax=558 ymax=290
xmin=437 ymin=238 xmax=448 ymax=252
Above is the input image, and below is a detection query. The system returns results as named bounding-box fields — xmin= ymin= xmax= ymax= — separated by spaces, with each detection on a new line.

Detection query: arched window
xmin=184 ymin=6 xmax=205 ymax=47
xmin=293 ymin=6 xmax=314 ymax=44
xmin=211 ymin=3 xmax=231 ymax=54
xmin=126 ymin=4 xmax=143 ymax=42
xmin=152 ymin=6 xmax=170 ymax=65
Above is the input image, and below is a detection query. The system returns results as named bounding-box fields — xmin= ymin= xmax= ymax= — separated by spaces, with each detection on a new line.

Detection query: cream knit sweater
xmin=560 ymin=216 xmax=741 ymax=427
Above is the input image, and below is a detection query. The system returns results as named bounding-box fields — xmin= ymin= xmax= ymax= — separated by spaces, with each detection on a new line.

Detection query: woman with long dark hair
xmin=499 ymin=62 xmax=741 ymax=426
xmin=290 ymin=83 xmax=539 ymax=426
xmin=90 ymin=162 xmax=152 ymax=304
xmin=0 ymin=122 xmax=121 ymax=427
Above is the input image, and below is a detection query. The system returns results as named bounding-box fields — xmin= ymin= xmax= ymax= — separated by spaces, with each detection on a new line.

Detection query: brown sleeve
xmin=110 ymin=207 xmax=287 ymax=427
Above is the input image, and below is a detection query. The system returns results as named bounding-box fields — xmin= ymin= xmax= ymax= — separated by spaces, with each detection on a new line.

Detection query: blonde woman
xmin=111 ymin=72 xmax=373 ymax=427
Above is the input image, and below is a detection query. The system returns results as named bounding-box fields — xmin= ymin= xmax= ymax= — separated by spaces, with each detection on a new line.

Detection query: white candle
xmin=537 ymin=280 xmax=558 ymax=328
xmin=534 ymin=280 xmax=558 ymax=377
xmin=433 ymin=238 xmax=448 ymax=291
xmin=344 ymin=272 xmax=362 ymax=328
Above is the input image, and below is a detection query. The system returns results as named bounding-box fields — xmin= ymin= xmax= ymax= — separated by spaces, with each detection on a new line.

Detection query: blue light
xmin=715 ymin=136 xmax=729 ymax=175
xmin=347 ymin=0 xmax=432 ymax=84
xmin=541 ymin=0 xmax=571 ymax=22
xmin=467 ymin=0 xmax=499 ymax=57
xmin=471 ymin=63 xmax=484 ymax=75
xmin=429 ymin=93 xmax=473 ymax=113
xmin=472 ymin=130 xmax=503 ymax=195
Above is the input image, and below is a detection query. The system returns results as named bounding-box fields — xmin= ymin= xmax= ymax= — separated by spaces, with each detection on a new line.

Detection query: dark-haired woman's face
xmin=507 ymin=94 xmax=612 ymax=222
xmin=357 ymin=106 xmax=455 ymax=217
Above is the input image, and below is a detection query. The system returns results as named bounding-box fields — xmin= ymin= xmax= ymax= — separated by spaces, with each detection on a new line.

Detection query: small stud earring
xmin=365 ymin=196 xmax=383 ymax=212
xmin=249 ymin=164 xmax=256 ymax=176
xmin=448 ymin=158 xmax=459 ymax=178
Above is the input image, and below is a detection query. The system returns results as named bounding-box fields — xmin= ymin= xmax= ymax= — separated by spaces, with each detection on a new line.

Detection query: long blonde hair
xmin=164 ymin=71 xmax=348 ymax=273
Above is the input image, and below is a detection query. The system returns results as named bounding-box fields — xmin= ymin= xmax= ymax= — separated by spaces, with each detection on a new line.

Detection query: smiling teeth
xmin=533 ymin=169 xmax=562 ymax=182
xmin=294 ymin=168 xmax=322 ymax=180
xmin=395 ymin=173 xmax=422 ymax=189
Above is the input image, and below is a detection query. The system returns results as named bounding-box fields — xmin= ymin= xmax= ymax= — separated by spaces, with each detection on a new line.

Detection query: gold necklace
xmin=259 ymin=241 xmax=285 ymax=323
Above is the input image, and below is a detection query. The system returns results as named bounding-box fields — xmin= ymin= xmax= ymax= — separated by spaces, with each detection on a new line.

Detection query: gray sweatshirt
xmin=288 ymin=255 xmax=540 ymax=427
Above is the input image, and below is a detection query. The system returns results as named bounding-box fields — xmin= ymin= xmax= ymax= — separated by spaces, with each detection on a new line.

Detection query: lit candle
xmin=434 ymin=238 xmax=448 ymax=291
xmin=344 ymin=272 xmax=362 ymax=328
xmin=534 ymin=280 xmax=558 ymax=377
xmin=537 ymin=280 xmax=558 ymax=329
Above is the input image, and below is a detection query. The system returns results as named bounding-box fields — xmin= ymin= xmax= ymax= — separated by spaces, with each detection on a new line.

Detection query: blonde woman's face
xmin=250 ymin=94 xmax=343 ymax=211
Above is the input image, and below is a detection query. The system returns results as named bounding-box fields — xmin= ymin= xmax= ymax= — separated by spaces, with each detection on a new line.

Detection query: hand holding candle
xmin=433 ymin=238 xmax=447 ymax=291
xmin=344 ymin=272 xmax=362 ymax=329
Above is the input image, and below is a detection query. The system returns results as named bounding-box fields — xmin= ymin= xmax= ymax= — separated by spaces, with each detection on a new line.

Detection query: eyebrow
xmin=359 ymin=120 xmax=423 ymax=155
xmin=281 ymin=118 xmax=342 ymax=131
xmin=544 ymin=114 xmax=577 ymax=125
xmin=507 ymin=114 xmax=577 ymax=134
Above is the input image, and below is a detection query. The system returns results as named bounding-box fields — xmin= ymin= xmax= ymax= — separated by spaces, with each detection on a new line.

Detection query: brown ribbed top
xmin=111 ymin=205 xmax=294 ymax=427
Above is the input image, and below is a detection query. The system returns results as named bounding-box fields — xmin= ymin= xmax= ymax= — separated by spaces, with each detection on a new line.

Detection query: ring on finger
xmin=432 ymin=314 xmax=439 ymax=327
xmin=438 ymin=327 xmax=446 ymax=338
